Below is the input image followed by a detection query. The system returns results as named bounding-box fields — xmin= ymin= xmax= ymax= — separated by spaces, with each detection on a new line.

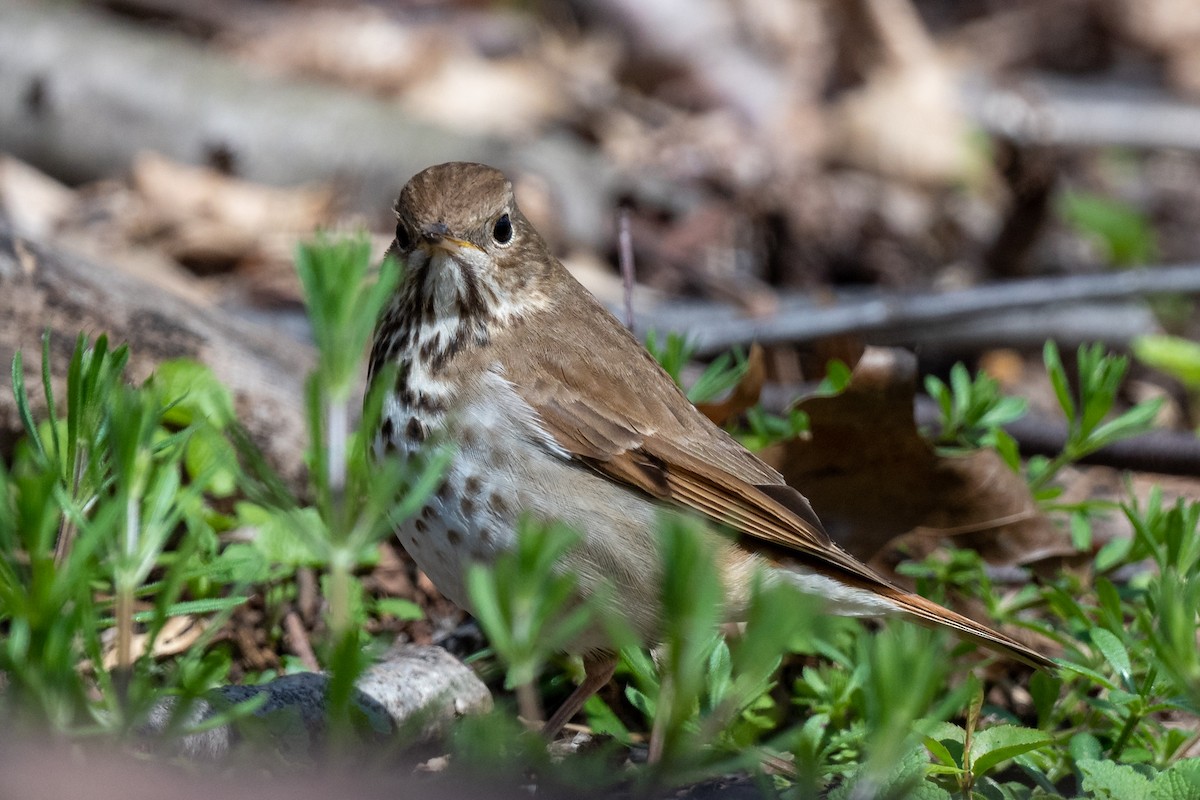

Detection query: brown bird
xmin=369 ymin=162 xmax=1053 ymax=736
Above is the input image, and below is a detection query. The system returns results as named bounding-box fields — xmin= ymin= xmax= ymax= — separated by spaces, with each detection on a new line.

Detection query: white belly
xmin=388 ymin=366 xmax=668 ymax=646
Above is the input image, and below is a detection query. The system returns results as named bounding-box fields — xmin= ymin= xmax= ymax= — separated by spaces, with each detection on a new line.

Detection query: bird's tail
xmin=878 ymin=585 xmax=1055 ymax=671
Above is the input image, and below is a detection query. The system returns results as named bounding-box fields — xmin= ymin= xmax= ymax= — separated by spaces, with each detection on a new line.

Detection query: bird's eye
xmin=394 ymin=223 xmax=412 ymax=251
xmin=492 ymin=214 xmax=513 ymax=245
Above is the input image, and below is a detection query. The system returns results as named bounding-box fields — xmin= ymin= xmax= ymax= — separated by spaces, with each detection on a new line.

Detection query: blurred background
xmin=4 ymin=0 xmax=1200 ymax=352
xmin=5 ymin=5 xmax=1200 ymax=788
xmin=2 ymin=0 xmax=1200 ymax=637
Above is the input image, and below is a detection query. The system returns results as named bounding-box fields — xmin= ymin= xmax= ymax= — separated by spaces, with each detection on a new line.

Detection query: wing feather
xmin=495 ymin=278 xmax=1053 ymax=670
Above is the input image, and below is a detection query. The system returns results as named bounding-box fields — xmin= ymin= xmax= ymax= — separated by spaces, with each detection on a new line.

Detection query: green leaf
xmin=184 ymin=426 xmax=239 ymax=497
xmin=374 ymin=598 xmax=424 ymax=621
xmin=1029 ymin=671 xmax=1061 ymax=729
xmin=920 ymin=720 xmax=965 ymax=770
xmin=1058 ymin=190 xmax=1157 ymax=267
xmin=687 ymin=349 xmax=748 ymax=404
xmin=819 ymin=359 xmax=853 ymax=394
xmin=11 ymin=350 xmax=45 ymax=461
xmin=830 ymin=742 xmax=951 ymax=800
xmin=150 ymin=359 xmax=235 ymax=429
xmin=1087 ymin=400 xmax=1162 ymax=450
xmin=1058 ymin=659 xmax=1117 ymax=690
xmin=1070 ymin=732 xmax=1104 ymax=764
xmin=1078 ymin=758 xmax=1153 ymax=800
xmin=1133 ymin=335 xmax=1200 ymax=389
xmin=211 ymin=543 xmax=271 ymax=584
xmin=124 ymin=595 xmax=250 ymax=622
xmin=1043 ymin=341 xmax=1076 ymax=422
xmin=968 ymin=725 xmax=1054 ymax=778
xmin=1070 ymin=512 xmax=1092 ymax=551
xmin=1091 ymin=628 xmax=1133 ymax=689
xmin=1153 ymin=759 xmax=1200 ymax=800
xmin=237 ymin=503 xmax=329 ymax=566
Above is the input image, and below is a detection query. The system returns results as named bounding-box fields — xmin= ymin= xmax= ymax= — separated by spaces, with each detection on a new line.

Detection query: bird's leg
xmin=541 ymin=653 xmax=618 ymax=738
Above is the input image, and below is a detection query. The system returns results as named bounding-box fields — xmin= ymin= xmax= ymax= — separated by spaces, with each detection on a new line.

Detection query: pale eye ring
xmin=492 ymin=214 xmax=513 ymax=245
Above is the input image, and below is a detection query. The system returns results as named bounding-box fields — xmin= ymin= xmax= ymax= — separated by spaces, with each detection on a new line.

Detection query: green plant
xmin=1132 ymin=335 xmax=1200 ymax=390
xmin=7 ymin=230 xmax=1199 ymax=798
xmin=2 ymin=334 xmax=250 ymax=736
xmin=1057 ymin=190 xmax=1157 ymax=267
xmin=254 ymin=235 xmax=447 ymax=741
xmin=466 ymin=517 xmax=605 ymax=723
xmin=645 ymin=330 xmax=815 ymax=449
xmin=1133 ymin=334 xmax=1200 ymax=430
xmin=1032 ymin=342 xmax=1163 ymax=495
xmin=925 ymin=362 xmax=1028 ymax=455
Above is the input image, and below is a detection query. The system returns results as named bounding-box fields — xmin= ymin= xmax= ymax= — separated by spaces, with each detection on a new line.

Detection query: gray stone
xmin=142 ymin=643 xmax=491 ymax=760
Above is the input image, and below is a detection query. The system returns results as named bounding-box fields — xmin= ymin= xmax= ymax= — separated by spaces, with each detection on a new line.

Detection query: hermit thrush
xmin=369 ymin=162 xmax=1052 ymax=735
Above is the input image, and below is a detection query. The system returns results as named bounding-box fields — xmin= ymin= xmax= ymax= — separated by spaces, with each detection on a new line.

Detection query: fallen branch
xmin=0 ymin=1 xmax=627 ymax=249
xmin=0 ymin=218 xmax=312 ymax=488
xmin=640 ymin=264 xmax=1200 ymax=355
xmin=966 ymin=75 xmax=1200 ymax=153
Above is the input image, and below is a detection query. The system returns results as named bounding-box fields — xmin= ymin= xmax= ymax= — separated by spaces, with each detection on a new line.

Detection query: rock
xmin=356 ymin=643 xmax=494 ymax=741
xmin=142 ymin=644 xmax=491 ymax=760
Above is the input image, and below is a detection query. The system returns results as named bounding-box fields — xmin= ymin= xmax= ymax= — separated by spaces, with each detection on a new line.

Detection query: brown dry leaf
xmin=0 ymin=157 xmax=75 ymax=241
xmin=827 ymin=0 xmax=981 ymax=185
xmin=132 ymin=152 xmax=332 ymax=235
xmin=761 ymin=346 xmax=1070 ymax=567
xmin=696 ymin=343 xmax=766 ymax=426
xmin=402 ymin=55 xmax=569 ymax=137
xmin=229 ymin=7 xmax=437 ymax=95
xmin=129 ymin=152 xmax=333 ymax=273
xmin=101 ymin=615 xmax=206 ymax=671
xmin=1108 ymin=0 xmax=1200 ymax=97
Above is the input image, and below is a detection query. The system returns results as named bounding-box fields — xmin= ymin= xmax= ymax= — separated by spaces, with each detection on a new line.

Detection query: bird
xmin=367 ymin=161 xmax=1054 ymax=737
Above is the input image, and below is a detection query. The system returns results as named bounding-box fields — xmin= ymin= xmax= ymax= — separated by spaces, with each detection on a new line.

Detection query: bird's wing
xmin=504 ymin=297 xmax=881 ymax=582
xmin=500 ymin=293 xmax=1054 ymax=670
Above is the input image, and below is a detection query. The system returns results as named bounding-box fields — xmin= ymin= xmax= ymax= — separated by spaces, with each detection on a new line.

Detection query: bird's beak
xmin=419 ymin=222 xmax=481 ymax=253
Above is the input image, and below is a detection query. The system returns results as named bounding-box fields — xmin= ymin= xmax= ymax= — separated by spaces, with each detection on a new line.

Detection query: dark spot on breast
xmin=488 ymin=491 xmax=511 ymax=517
xmin=392 ymin=362 xmax=411 ymax=395
xmin=421 ymin=504 xmax=436 ymax=520
xmin=436 ymin=480 xmax=451 ymax=502
xmin=414 ymin=518 xmax=427 ymax=533
xmin=447 ymin=529 xmax=462 ymax=546
xmin=406 ymin=417 xmax=425 ymax=443
xmin=417 ymin=393 xmax=445 ymax=413
xmin=464 ymin=475 xmax=481 ymax=494
xmin=419 ymin=334 xmax=441 ymax=362
xmin=380 ymin=417 xmax=395 ymax=442
xmin=460 ymin=427 xmax=478 ymax=449
xmin=460 ymin=269 xmax=487 ymax=321
xmin=460 ymin=495 xmax=475 ymax=517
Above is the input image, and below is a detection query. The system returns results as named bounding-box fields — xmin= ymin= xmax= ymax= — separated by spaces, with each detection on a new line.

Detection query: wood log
xmin=0 ymin=218 xmax=312 ymax=487
xmin=0 ymin=0 xmax=625 ymax=249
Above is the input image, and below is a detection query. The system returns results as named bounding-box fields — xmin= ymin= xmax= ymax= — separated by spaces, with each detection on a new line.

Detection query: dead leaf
xmin=132 ymin=152 xmax=332 ymax=237
xmin=827 ymin=0 xmax=981 ymax=185
xmin=123 ymin=152 xmax=333 ymax=275
xmin=101 ymin=615 xmax=206 ymax=671
xmin=0 ymin=156 xmax=74 ymax=240
xmin=762 ymin=346 xmax=1071 ymax=568
xmin=402 ymin=55 xmax=568 ymax=136
xmin=229 ymin=7 xmax=436 ymax=95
